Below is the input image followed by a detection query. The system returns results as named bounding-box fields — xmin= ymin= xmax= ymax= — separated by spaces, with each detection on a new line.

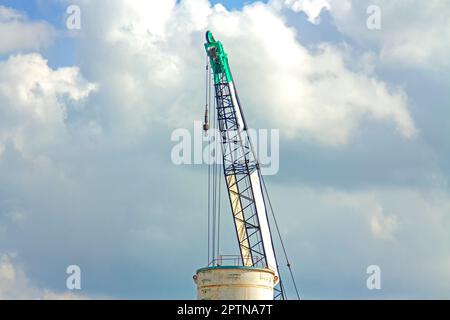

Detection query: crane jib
xmin=204 ymin=31 xmax=279 ymax=283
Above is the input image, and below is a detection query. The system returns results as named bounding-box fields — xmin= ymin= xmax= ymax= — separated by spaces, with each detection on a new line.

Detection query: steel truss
xmin=213 ymin=72 xmax=285 ymax=299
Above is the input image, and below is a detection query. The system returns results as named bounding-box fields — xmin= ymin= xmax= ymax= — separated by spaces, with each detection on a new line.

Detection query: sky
xmin=0 ymin=0 xmax=449 ymax=299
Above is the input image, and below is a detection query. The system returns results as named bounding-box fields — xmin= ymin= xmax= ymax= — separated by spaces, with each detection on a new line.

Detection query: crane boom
xmin=204 ymin=31 xmax=280 ymax=284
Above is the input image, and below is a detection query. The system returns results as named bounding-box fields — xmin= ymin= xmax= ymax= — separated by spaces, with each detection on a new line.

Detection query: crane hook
xmin=203 ymin=106 xmax=209 ymax=134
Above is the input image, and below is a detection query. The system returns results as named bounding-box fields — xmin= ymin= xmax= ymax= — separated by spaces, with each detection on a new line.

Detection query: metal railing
xmin=209 ymin=255 xmax=242 ymax=267
xmin=209 ymin=255 xmax=266 ymax=268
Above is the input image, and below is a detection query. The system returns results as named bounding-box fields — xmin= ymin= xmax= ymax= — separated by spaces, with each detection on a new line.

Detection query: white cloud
xmin=370 ymin=213 xmax=398 ymax=240
xmin=72 ymin=0 xmax=415 ymax=145
xmin=0 ymin=6 xmax=55 ymax=54
xmin=0 ymin=254 xmax=86 ymax=299
xmin=296 ymin=0 xmax=450 ymax=69
xmin=0 ymin=6 xmax=23 ymax=20
xmin=320 ymin=190 xmax=399 ymax=240
xmin=281 ymin=0 xmax=331 ymax=24
xmin=0 ymin=53 xmax=97 ymax=159
xmin=209 ymin=3 xmax=415 ymax=144
xmin=0 ymin=0 xmax=447 ymax=299
xmin=270 ymin=184 xmax=450 ymax=297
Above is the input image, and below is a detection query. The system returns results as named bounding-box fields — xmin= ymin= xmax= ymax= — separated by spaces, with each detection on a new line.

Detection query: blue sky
xmin=0 ymin=0 xmax=450 ymax=299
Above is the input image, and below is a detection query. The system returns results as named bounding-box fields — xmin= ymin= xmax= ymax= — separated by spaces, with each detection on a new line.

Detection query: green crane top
xmin=204 ymin=31 xmax=233 ymax=85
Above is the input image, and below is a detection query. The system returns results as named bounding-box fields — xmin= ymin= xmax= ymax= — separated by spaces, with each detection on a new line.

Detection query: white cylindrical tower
xmin=194 ymin=266 xmax=277 ymax=300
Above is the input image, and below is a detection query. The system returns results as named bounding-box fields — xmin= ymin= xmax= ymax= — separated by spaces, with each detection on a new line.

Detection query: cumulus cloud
xmin=0 ymin=0 xmax=447 ymax=299
xmin=271 ymin=184 xmax=450 ymax=298
xmin=0 ymin=53 xmax=97 ymax=158
xmin=0 ymin=254 xmax=86 ymax=299
xmin=370 ymin=213 xmax=398 ymax=241
xmin=279 ymin=0 xmax=330 ymax=24
xmin=321 ymin=189 xmax=401 ymax=240
xmin=211 ymin=5 xmax=416 ymax=144
xmin=73 ymin=0 xmax=416 ymax=145
xmin=0 ymin=6 xmax=55 ymax=54
xmin=291 ymin=0 xmax=450 ymax=69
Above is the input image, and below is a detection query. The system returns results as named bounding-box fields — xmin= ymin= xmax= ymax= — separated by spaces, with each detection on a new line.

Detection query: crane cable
xmin=206 ymin=54 xmax=222 ymax=266
xmin=206 ymin=55 xmax=211 ymax=266
xmin=260 ymin=175 xmax=301 ymax=300
xmin=211 ymin=65 xmax=217 ymax=264
xmin=216 ymin=100 xmax=222 ymax=262
xmin=212 ymin=69 xmax=222 ymax=264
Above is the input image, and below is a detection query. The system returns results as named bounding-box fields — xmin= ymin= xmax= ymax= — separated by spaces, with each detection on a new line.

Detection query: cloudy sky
xmin=0 ymin=0 xmax=449 ymax=299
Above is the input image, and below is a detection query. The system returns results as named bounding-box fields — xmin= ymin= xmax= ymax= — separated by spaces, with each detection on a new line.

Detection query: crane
xmin=202 ymin=31 xmax=298 ymax=300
